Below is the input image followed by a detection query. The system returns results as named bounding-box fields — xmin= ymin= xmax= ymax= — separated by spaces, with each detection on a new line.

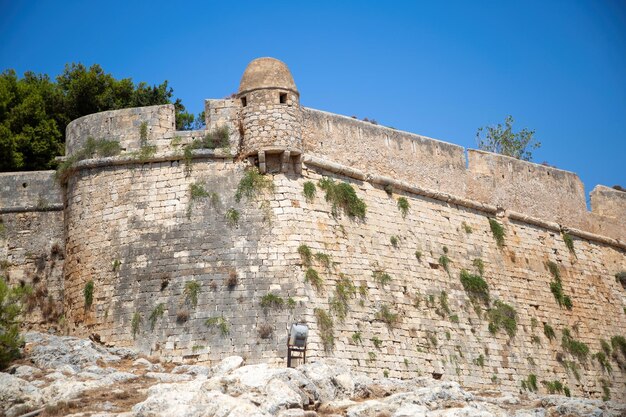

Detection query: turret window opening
xmin=241 ymin=96 xmax=247 ymax=107
xmin=279 ymin=93 xmax=287 ymax=104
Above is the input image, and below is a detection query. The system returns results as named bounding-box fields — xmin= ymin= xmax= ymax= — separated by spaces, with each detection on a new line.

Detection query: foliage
xmin=376 ymin=304 xmax=398 ymax=327
xmin=594 ymin=351 xmax=612 ymax=373
xmin=547 ymin=261 xmax=573 ymax=310
xmin=314 ymin=252 xmax=333 ymax=270
xmin=472 ymin=258 xmax=485 ymax=276
xmin=0 ymin=64 xmax=196 ymax=171
xmin=56 ymin=137 xmax=121 ymax=182
xmin=611 ymin=335 xmax=626 ymax=358
xmin=462 ymin=221 xmax=473 ymax=233
xmin=561 ymin=328 xmax=589 ymax=361
xmin=184 ymin=280 xmax=201 ymax=308
xmin=397 ymin=197 xmax=409 ymax=218
xmin=450 ymin=314 xmax=459 ymax=323
xmin=562 ymin=232 xmax=575 ymax=255
xmin=351 ymin=331 xmax=362 ymax=345
xmin=315 ymin=308 xmax=334 ymax=351
xmin=305 ymin=268 xmax=323 ymax=292
xmin=521 ymin=374 xmax=538 ymax=392
xmin=235 ymin=167 xmax=274 ymax=203
xmin=131 ymin=312 xmax=141 ymax=339
xmin=318 ymin=177 xmax=366 ymax=219
xmin=330 ymin=275 xmax=356 ymax=321
xmin=297 ymin=244 xmax=312 ymax=266
xmin=372 ymin=336 xmax=383 ymax=349
xmin=390 ymin=236 xmax=399 ymax=248
xmin=260 ymin=292 xmax=284 ymax=310
xmin=225 ymin=208 xmax=240 ymax=227
xmin=474 ymin=354 xmax=485 ymax=367
xmin=190 ymin=183 xmax=210 ymax=199
xmin=601 ymin=379 xmax=611 ymax=401
xmin=542 ymin=380 xmax=565 ymax=395
xmin=459 ymin=269 xmax=489 ymax=305
xmin=414 ymin=250 xmax=422 ymax=261
xmin=616 ymin=271 xmax=626 ymax=289
xmin=487 ymin=300 xmax=517 ymax=337
xmin=83 ymin=280 xmax=94 ymax=308
xmin=149 ymin=303 xmax=165 ymax=331
xmin=112 ymin=259 xmax=121 ymax=272
xmin=438 ymin=255 xmax=451 ymax=275
xmin=303 ymin=181 xmax=316 ymax=202
xmin=476 ymin=115 xmax=540 ymax=161
xmin=0 ymin=278 xmax=32 ymax=369
xmin=488 ymin=218 xmax=505 ymax=248
xmin=257 ymin=323 xmax=273 ymax=339
xmin=438 ymin=291 xmax=451 ymax=316
xmin=600 ymin=339 xmax=612 ymax=356
xmin=373 ymin=270 xmax=392 ymax=286
xmin=205 ymin=316 xmax=229 ymax=335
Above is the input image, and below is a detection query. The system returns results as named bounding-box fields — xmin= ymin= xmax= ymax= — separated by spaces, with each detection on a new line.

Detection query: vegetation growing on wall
xmin=260 ymin=293 xmax=284 ymax=310
xmin=235 ymin=167 xmax=274 ymax=203
xmin=184 ymin=280 xmax=200 ymax=308
xmin=56 ymin=137 xmax=122 ymax=182
xmin=377 ymin=304 xmax=399 ymax=328
xmin=373 ymin=270 xmax=392 ymax=287
xmin=83 ymin=280 xmax=94 ymax=309
xmin=297 ymin=244 xmax=312 ymax=266
xmin=315 ymin=308 xmax=334 ymax=351
xmin=521 ymin=374 xmax=538 ymax=392
xmin=546 ymin=261 xmax=573 ymax=310
xmin=397 ymin=197 xmax=409 ymax=218
xmin=562 ymin=231 xmax=575 ymax=256
xmin=205 ymin=316 xmax=229 ymax=336
xmin=487 ymin=300 xmax=517 ymax=337
xmin=303 ymin=181 xmax=316 ymax=202
xmin=131 ymin=312 xmax=142 ymax=340
xmin=488 ymin=218 xmax=505 ymax=248
xmin=318 ymin=177 xmax=366 ymax=219
xmin=305 ymin=268 xmax=323 ymax=292
xmin=329 ymin=274 xmax=356 ymax=321
xmin=149 ymin=303 xmax=165 ymax=331
xmin=476 ymin=115 xmax=540 ymax=161
xmin=438 ymin=254 xmax=451 ymax=275
xmin=561 ymin=328 xmax=589 ymax=361
xmin=459 ymin=269 xmax=489 ymax=306
xmin=225 ymin=208 xmax=240 ymax=227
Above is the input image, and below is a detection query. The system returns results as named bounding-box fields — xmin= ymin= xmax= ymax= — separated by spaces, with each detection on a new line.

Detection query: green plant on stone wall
xmin=305 ymin=268 xmax=323 ymax=292
xmin=397 ymin=197 xmax=409 ymax=218
xmin=521 ymin=374 xmax=538 ymax=392
xmin=438 ymin=255 xmax=451 ymax=275
xmin=462 ymin=221 xmax=473 ymax=233
xmin=601 ymin=379 xmax=611 ymax=401
xmin=184 ymin=280 xmax=201 ymax=308
xmin=474 ymin=354 xmax=485 ymax=367
xmin=56 ymin=137 xmax=122 ymax=183
xmin=318 ymin=177 xmax=366 ymax=220
xmin=297 ymin=244 xmax=312 ymax=267
xmin=562 ymin=231 xmax=575 ymax=256
xmin=376 ymin=304 xmax=398 ymax=327
xmin=149 ymin=303 xmax=165 ymax=331
xmin=459 ymin=269 xmax=489 ymax=306
xmin=438 ymin=291 xmax=451 ymax=316
xmin=415 ymin=250 xmax=422 ymax=261
xmin=112 ymin=259 xmax=121 ymax=272
xmin=287 ymin=297 xmax=296 ymax=309
xmin=488 ymin=218 xmax=505 ymax=248
xmin=351 ymin=331 xmax=362 ymax=345
xmin=487 ymin=300 xmax=517 ymax=337
xmin=205 ymin=315 xmax=229 ymax=336
xmin=225 ymin=208 xmax=240 ymax=227
xmin=610 ymin=335 xmax=626 ymax=358
xmin=472 ymin=258 xmax=485 ymax=276
xmin=315 ymin=308 xmax=334 ymax=351
xmin=303 ymin=181 xmax=316 ymax=203
xmin=546 ymin=261 xmax=573 ymax=310
xmin=330 ymin=275 xmax=356 ymax=321
xmin=314 ymin=252 xmax=333 ymax=270
xmin=390 ymin=236 xmax=399 ymax=248
xmin=235 ymin=167 xmax=274 ymax=203
xmin=561 ymin=328 xmax=589 ymax=361
xmin=600 ymin=339 xmax=612 ymax=356
xmin=373 ymin=270 xmax=392 ymax=287
xmin=131 ymin=312 xmax=142 ymax=340
xmin=615 ymin=271 xmax=626 ymax=289
xmin=594 ymin=351 xmax=612 ymax=374
xmin=368 ymin=351 xmax=377 ymax=362
xmin=372 ymin=336 xmax=383 ymax=349
xmin=260 ymin=293 xmax=284 ymax=310
xmin=139 ymin=121 xmax=148 ymax=146
xmin=542 ymin=380 xmax=565 ymax=395
xmin=84 ymin=281 xmax=94 ymax=309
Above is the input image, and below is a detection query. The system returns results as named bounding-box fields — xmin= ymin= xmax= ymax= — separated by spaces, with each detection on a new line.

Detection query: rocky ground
xmin=1 ymin=333 xmax=624 ymax=417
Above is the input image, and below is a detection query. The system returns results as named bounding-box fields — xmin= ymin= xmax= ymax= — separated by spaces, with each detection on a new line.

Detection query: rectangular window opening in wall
xmin=279 ymin=93 xmax=287 ymax=104
xmin=241 ymin=96 xmax=247 ymax=107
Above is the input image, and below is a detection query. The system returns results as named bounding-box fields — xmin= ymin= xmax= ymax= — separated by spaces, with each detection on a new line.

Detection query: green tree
xmin=0 ymin=64 xmax=201 ymax=171
xmin=476 ymin=115 xmax=540 ymax=161
xmin=0 ymin=278 xmax=32 ymax=370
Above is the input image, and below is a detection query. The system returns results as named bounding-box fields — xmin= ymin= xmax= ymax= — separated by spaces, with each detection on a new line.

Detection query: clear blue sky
xmin=1 ymin=0 xmax=625 ymax=200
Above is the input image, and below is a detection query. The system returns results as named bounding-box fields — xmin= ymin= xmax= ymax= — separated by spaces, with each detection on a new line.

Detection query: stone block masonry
xmin=2 ymin=57 xmax=625 ymax=401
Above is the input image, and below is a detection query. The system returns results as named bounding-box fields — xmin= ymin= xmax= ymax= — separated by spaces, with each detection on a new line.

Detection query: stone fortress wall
xmin=1 ymin=57 xmax=625 ymax=400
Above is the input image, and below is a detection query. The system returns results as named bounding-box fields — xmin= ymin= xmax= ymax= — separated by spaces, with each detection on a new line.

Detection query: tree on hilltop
xmin=0 ymin=64 xmax=202 ymax=171
xmin=476 ymin=115 xmax=540 ymax=162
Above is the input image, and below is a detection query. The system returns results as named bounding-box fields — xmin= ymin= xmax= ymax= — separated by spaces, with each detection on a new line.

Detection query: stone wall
xmin=302 ymin=109 xmax=468 ymax=197
xmin=591 ymin=185 xmax=626 ymax=221
xmin=0 ymin=171 xmax=64 ymax=330
xmin=65 ymin=104 xmax=176 ymax=155
xmin=57 ymin=149 xmax=626 ymax=399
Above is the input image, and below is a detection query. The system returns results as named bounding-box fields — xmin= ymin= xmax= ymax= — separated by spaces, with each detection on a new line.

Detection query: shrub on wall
xmin=487 ymin=300 xmax=517 ymax=337
xmin=488 ymin=218 xmax=505 ymax=248
xmin=205 ymin=316 xmax=229 ymax=336
xmin=131 ymin=312 xmax=142 ymax=339
xmin=297 ymin=244 xmax=312 ymax=267
xmin=149 ymin=303 xmax=165 ymax=331
xmin=314 ymin=308 xmax=334 ymax=351
xmin=56 ymin=137 xmax=122 ymax=183
xmin=318 ymin=177 xmax=366 ymax=220
xmin=561 ymin=328 xmax=589 ymax=361
xmin=303 ymin=181 xmax=316 ymax=202
xmin=83 ymin=280 xmax=94 ymax=309
xmin=459 ymin=269 xmax=489 ymax=305
xmin=184 ymin=280 xmax=201 ymax=308
xmin=397 ymin=197 xmax=409 ymax=218
xmin=235 ymin=167 xmax=274 ymax=203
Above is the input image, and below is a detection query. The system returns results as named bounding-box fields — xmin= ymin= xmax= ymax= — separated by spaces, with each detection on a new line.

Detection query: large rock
xmin=0 ymin=373 xmax=42 ymax=417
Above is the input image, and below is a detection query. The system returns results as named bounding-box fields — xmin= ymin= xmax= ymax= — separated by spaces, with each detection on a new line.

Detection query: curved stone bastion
xmin=1 ymin=57 xmax=625 ymax=400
